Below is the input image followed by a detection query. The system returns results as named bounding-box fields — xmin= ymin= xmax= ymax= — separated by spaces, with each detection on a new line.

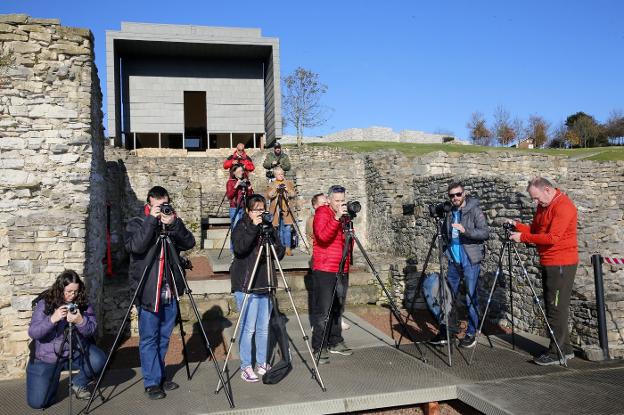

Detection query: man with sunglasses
xmin=430 ymin=181 xmax=489 ymax=348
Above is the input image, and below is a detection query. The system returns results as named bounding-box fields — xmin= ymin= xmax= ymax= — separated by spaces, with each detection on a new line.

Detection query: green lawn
xmin=296 ymin=141 xmax=624 ymax=161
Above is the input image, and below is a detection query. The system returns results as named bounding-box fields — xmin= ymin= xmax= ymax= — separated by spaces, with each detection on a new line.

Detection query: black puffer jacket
xmin=230 ymin=214 xmax=285 ymax=294
xmin=125 ymin=214 xmax=196 ymax=311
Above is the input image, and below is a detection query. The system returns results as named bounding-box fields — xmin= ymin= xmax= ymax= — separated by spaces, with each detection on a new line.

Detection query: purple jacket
xmin=28 ymin=300 xmax=97 ymax=364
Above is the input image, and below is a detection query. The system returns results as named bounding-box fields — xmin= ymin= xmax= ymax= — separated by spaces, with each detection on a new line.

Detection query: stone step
xmin=206 ymin=217 xmax=231 ymax=227
xmin=203 ymin=238 xmax=230 ymax=250
xmin=205 ymin=248 xmax=312 ymax=273
xmin=206 ymin=228 xmax=230 ymax=239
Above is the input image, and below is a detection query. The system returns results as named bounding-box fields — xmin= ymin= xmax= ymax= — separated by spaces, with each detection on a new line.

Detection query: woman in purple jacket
xmin=26 ymin=270 xmax=105 ymax=409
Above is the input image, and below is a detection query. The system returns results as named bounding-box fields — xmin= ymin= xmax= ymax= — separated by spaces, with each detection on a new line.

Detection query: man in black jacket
xmin=125 ymin=186 xmax=195 ymax=399
xmin=430 ymin=181 xmax=489 ymax=348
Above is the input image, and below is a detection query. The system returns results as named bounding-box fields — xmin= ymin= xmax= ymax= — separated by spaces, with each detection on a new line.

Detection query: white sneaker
xmin=240 ymin=366 xmax=259 ymax=382
xmin=256 ymin=363 xmax=271 ymax=376
xmin=341 ymin=320 xmax=351 ymax=330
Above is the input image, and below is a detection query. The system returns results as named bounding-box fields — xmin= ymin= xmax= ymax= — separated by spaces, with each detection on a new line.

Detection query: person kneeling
xmin=230 ymin=194 xmax=285 ymax=382
xmin=26 ymin=270 xmax=105 ymax=409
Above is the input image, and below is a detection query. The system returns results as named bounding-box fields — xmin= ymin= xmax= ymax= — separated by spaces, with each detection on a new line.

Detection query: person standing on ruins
xmin=263 ymin=142 xmax=291 ymax=180
xmin=223 ymin=142 xmax=255 ymax=173
xmin=509 ymin=177 xmax=578 ymax=366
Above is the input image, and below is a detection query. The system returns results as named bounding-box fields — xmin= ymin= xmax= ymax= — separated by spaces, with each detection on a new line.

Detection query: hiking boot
xmin=72 ymin=385 xmax=92 ymax=400
xmin=328 ymin=342 xmax=353 ymax=356
xmin=240 ymin=366 xmax=259 ymax=382
xmin=316 ymin=348 xmax=330 ymax=364
xmin=429 ymin=332 xmax=448 ymax=346
xmin=533 ymin=353 xmax=565 ymax=366
xmin=144 ymin=385 xmax=166 ymax=400
xmin=162 ymin=380 xmax=179 ymax=391
xmin=256 ymin=363 xmax=271 ymax=376
xmin=459 ymin=334 xmax=477 ymax=348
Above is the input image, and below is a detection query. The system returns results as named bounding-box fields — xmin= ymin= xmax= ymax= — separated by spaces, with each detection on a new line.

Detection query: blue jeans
xmin=278 ymin=217 xmax=292 ymax=249
xmin=445 ymin=249 xmax=481 ymax=336
xmin=234 ymin=291 xmax=271 ymax=370
xmin=26 ymin=343 xmax=106 ymax=409
xmin=229 ymin=207 xmax=244 ymax=252
xmin=138 ymin=299 xmax=178 ymax=388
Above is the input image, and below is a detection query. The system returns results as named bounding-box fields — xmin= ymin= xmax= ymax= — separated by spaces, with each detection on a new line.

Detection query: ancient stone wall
xmin=0 ymin=14 xmax=105 ymax=378
xmin=366 ymin=150 xmax=624 ymax=358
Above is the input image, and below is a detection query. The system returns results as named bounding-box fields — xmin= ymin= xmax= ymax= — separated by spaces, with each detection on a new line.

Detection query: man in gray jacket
xmin=430 ymin=181 xmax=489 ymax=348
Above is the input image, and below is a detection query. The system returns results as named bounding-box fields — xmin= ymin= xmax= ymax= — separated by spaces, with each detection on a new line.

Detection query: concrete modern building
xmin=106 ymin=22 xmax=281 ymax=150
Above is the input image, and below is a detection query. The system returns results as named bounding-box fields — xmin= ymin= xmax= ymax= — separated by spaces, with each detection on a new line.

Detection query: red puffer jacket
xmin=312 ymin=205 xmax=350 ymax=273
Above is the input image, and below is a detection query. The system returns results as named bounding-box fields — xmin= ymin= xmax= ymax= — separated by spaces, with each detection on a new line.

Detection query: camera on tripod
xmin=66 ymin=302 xmax=79 ymax=314
xmin=342 ymin=200 xmax=361 ymax=219
xmin=277 ymin=183 xmax=286 ymax=193
xmin=238 ymin=179 xmax=250 ymax=189
xmin=428 ymin=201 xmax=452 ymax=218
xmin=260 ymin=211 xmax=273 ymax=229
xmin=266 ymin=169 xmax=275 ymax=179
xmin=159 ymin=203 xmax=174 ymax=216
xmin=503 ymin=222 xmax=516 ymax=231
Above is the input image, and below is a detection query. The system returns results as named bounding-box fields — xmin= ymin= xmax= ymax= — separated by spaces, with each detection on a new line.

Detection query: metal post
xmin=591 ymin=254 xmax=610 ymax=360
xmin=182 ymin=132 xmax=185 ymax=149
xmin=158 ymin=132 xmax=162 ymax=149
xmin=229 ymin=132 xmax=233 ymax=148
xmin=133 ymin=132 xmax=136 ymax=151
xmin=253 ymin=133 xmax=256 ymax=148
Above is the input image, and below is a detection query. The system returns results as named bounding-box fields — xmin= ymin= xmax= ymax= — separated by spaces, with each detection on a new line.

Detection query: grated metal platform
xmin=1 ymin=312 xmax=623 ymax=415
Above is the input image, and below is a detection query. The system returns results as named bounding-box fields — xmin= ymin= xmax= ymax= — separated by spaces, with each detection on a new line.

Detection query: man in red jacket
xmin=509 ymin=177 xmax=578 ymax=366
xmin=223 ymin=143 xmax=255 ymax=173
xmin=310 ymin=185 xmax=352 ymax=364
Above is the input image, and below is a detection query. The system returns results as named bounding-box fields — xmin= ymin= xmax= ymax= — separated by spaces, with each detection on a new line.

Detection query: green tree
xmin=526 ymin=115 xmax=550 ymax=148
xmin=565 ymin=112 xmax=606 ymax=147
xmin=282 ymin=67 xmax=329 ymax=147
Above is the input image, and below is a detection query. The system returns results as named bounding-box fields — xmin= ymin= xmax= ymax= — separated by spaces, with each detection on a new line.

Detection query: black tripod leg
xmin=215 ymin=191 xmax=228 ymax=217
xmin=164 ymin=239 xmax=235 ymax=407
xmin=351 ymin=235 xmax=426 ymax=362
xmin=85 ymin=239 xmax=161 ymax=413
xmin=175 ymin=300 xmax=191 ymax=380
xmin=399 ymin=232 xmax=437 ymax=346
xmin=508 ymin=241 xmax=515 ymax=350
xmin=469 ymin=242 xmax=506 ymax=364
xmin=218 ymin=202 xmax=243 ymax=259
xmin=283 ymin=195 xmax=310 ymax=254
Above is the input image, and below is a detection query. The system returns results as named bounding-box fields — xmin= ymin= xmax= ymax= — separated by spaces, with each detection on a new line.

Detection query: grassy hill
xmin=293 ymin=141 xmax=624 ymax=161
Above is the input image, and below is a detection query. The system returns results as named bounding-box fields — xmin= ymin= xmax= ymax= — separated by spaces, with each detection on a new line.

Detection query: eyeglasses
xmin=250 ymin=208 xmax=264 ymax=212
xmin=448 ymin=192 xmax=463 ymax=198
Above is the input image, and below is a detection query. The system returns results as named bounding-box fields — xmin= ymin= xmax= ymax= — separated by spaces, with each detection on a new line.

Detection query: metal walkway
xmin=2 ymin=312 xmax=623 ymax=415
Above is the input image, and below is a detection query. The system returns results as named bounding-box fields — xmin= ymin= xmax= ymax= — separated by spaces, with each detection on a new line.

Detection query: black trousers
xmin=310 ymin=270 xmax=348 ymax=351
xmin=542 ymin=264 xmax=577 ymax=355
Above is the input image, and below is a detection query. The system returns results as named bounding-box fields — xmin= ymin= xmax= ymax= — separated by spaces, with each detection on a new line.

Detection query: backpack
xmin=421 ymin=272 xmax=452 ymax=323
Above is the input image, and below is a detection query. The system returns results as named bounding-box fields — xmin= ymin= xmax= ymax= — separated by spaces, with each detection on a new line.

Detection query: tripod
xmin=218 ymin=188 xmax=248 ymax=259
xmin=469 ymin=227 xmax=567 ymax=366
xmin=44 ymin=320 xmax=98 ymax=415
xmin=400 ymin=215 xmax=487 ymax=367
xmin=215 ymin=224 xmax=326 ymax=395
xmin=86 ymin=227 xmax=234 ymax=413
xmin=274 ymin=188 xmax=310 ymax=254
xmin=316 ymin=216 xmax=426 ymax=364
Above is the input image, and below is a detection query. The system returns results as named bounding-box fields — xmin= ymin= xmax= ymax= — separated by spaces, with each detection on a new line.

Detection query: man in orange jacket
xmin=509 ymin=177 xmax=578 ymax=366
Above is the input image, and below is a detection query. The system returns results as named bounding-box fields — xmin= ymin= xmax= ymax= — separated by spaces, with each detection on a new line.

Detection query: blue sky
xmin=2 ymin=0 xmax=623 ymax=139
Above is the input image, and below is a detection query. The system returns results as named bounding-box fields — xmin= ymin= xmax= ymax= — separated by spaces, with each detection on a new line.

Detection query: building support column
xmin=230 ymin=132 xmax=233 ymax=148
xmin=158 ymin=132 xmax=162 ymax=148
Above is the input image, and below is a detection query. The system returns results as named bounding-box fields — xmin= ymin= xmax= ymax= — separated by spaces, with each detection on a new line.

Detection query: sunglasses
xmin=448 ymin=192 xmax=463 ymax=198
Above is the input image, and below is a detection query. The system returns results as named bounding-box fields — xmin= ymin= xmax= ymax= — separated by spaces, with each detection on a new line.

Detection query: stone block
xmin=0 ymin=14 xmax=29 ymax=24
xmin=10 ymin=295 xmax=35 ymax=311
xmin=8 ymin=41 xmax=41 ymax=53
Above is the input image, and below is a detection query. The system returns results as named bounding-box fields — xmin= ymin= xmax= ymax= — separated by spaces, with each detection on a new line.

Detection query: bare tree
xmin=492 ymin=105 xmax=516 ymax=146
xmin=548 ymin=122 xmax=568 ymax=148
xmin=605 ymin=109 xmax=624 ymax=145
xmin=526 ymin=115 xmax=550 ymax=148
xmin=282 ymin=67 xmax=329 ymax=147
xmin=512 ymin=117 xmax=525 ymax=146
xmin=466 ymin=112 xmax=492 ymax=146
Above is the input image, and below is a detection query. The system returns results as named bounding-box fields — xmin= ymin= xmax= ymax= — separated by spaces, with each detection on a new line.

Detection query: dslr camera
xmin=428 ymin=201 xmax=452 ymax=218
xmin=159 ymin=203 xmax=174 ymax=216
xmin=238 ymin=179 xmax=249 ymax=189
xmin=503 ymin=222 xmax=516 ymax=231
xmin=342 ymin=200 xmax=361 ymax=219
xmin=66 ymin=303 xmax=79 ymax=314
xmin=266 ymin=169 xmax=275 ymax=179
xmin=277 ymin=183 xmax=286 ymax=193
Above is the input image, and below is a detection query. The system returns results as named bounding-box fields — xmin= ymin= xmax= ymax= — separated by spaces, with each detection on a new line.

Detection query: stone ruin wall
xmin=365 ymin=150 xmax=624 ymax=359
xmin=0 ymin=14 xmax=105 ymax=379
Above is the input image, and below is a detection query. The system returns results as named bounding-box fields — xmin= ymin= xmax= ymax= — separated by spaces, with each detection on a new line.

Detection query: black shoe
xmin=315 ymin=349 xmax=330 ymax=364
xmin=533 ymin=353 xmax=564 ymax=366
xmin=429 ymin=332 xmax=448 ymax=346
xmin=145 ymin=385 xmax=166 ymax=400
xmin=459 ymin=334 xmax=477 ymax=348
xmin=162 ymin=380 xmax=179 ymax=391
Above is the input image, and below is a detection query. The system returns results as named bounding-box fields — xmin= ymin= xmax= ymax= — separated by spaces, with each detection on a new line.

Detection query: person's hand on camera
xmin=451 ymin=223 xmax=465 ymax=233
xmin=149 ymin=205 xmax=161 ymax=219
xmin=252 ymin=215 xmax=262 ymax=226
xmin=51 ymin=306 xmax=68 ymax=324
xmin=509 ymin=232 xmax=522 ymax=243
xmin=335 ymin=204 xmax=348 ymax=220
xmin=505 ymin=218 xmax=517 ymax=226
xmin=66 ymin=308 xmax=84 ymax=325
xmin=160 ymin=211 xmax=175 ymax=225
xmin=271 ymin=160 xmax=278 ymax=166
xmin=235 ymin=179 xmax=243 ymax=188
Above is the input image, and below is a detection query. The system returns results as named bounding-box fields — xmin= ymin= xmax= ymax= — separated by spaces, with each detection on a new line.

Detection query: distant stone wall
xmin=365 ymin=150 xmax=624 ymax=359
xmin=0 ymin=14 xmax=105 ymax=378
xmin=280 ymin=126 xmax=467 ymax=145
